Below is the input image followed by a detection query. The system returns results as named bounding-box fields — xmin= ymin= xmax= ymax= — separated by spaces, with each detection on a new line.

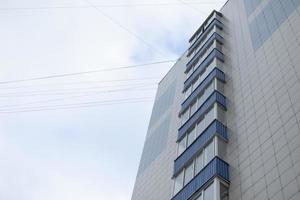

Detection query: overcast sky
xmin=0 ymin=0 xmax=226 ymax=199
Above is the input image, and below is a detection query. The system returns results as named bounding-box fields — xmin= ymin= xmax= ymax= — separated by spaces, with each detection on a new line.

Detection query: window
xmin=184 ymin=162 xmax=194 ymax=185
xmin=193 ymin=77 xmax=200 ymax=91
xmin=205 ymin=107 xmax=214 ymax=127
xmin=187 ymin=68 xmax=193 ymax=79
xmin=197 ymin=91 xmax=206 ymax=108
xmin=216 ymin=79 xmax=224 ymax=93
xmin=174 ymin=171 xmax=184 ymax=195
xmin=195 ymin=193 xmax=202 ymax=200
xmin=190 ymin=100 xmax=197 ymax=116
xmin=216 ymin=106 xmax=226 ymax=124
xmin=178 ymin=136 xmax=186 ymax=156
xmin=204 ymin=183 xmax=214 ymax=200
xmin=220 ymin=183 xmax=229 ymax=200
xmin=204 ymin=140 xmax=214 ymax=165
xmin=185 ymin=86 xmax=192 ymax=99
xmin=187 ymin=127 xmax=196 ymax=147
xmin=196 ymin=117 xmax=205 ymax=136
xmin=181 ymin=110 xmax=189 ymax=125
xmin=195 ymin=152 xmax=204 ymax=174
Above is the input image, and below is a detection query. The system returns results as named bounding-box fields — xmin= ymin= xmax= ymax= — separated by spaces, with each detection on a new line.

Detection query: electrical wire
xmin=0 ymin=82 xmax=157 ymax=96
xmin=0 ymin=84 xmax=157 ymax=98
xmin=83 ymin=0 xmax=169 ymax=58
xmin=176 ymin=0 xmax=209 ymax=15
xmin=0 ymin=2 xmax=223 ymax=11
xmin=0 ymin=77 xmax=160 ymax=90
xmin=0 ymin=97 xmax=155 ymax=114
xmin=0 ymin=60 xmax=176 ymax=85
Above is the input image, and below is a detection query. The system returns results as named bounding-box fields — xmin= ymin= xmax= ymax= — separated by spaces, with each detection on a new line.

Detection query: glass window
xmin=204 ymin=183 xmax=214 ymax=200
xmin=187 ymin=68 xmax=193 ymax=78
xmin=195 ymin=193 xmax=202 ymax=200
xmin=184 ymin=162 xmax=194 ymax=185
xmin=216 ymin=79 xmax=224 ymax=93
xmin=174 ymin=171 xmax=184 ymax=195
xmin=205 ymin=107 xmax=214 ymax=127
xmin=195 ymin=152 xmax=203 ymax=174
xmin=187 ymin=127 xmax=196 ymax=147
xmin=185 ymin=86 xmax=192 ymax=100
xmin=206 ymin=80 xmax=215 ymax=95
xmin=216 ymin=106 xmax=226 ymax=124
xmin=204 ymin=140 xmax=214 ymax=165
xmin=197 ymin=92 xmax=205 ymax=108
xmin=178 ymin=136 xmax=186 ymax=156
xmin=181 ymin=110 xmax=189 ymax=125
xmin=190 ymin=100 xmax=197 ymax=116
xmin=220 ymin=183 xmax=229 ymax=200
xmin=193 ymin=76 xmax=200 ymax=90
xmin=196 ymin=117 xmax=205 ymax=136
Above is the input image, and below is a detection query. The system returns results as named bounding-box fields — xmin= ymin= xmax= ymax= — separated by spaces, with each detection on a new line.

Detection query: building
xmin=131 ymin=0 xmax=300 ymax=200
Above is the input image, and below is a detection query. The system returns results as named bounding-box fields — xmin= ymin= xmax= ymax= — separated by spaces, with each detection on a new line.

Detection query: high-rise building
xmin=131 ymin=0 xmax=300 ymax=200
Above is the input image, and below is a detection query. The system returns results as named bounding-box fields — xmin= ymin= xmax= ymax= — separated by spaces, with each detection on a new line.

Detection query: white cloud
xmin=0 ymin=0 xmax=227 ymax=199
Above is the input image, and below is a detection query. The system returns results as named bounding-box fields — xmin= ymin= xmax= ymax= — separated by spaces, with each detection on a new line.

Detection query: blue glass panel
xmin=148 ymin=80 xmax=176 ymax=127
xmin=279 ymin=0 xmax=295 ymax=17
xmin=263 ymin=3 xmax=278 ymax=33
xmin=137 ymin=117 xmax=171 ymax=176
xmin=271 ymin=0 xmax=287 ymax=25
xmin=249 ymin=20 xmax=261 ymax=50
xmin=292 ymin=0 xmax=300 ymax=7
xmin=244 ymin=0 xmax=254 ymax=16
xmin=256 ymin=12 xmax=270 ymax=44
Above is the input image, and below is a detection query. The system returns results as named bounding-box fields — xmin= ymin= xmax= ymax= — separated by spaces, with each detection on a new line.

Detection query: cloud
xmin=0 ymin=0 xmax=227 ymax=199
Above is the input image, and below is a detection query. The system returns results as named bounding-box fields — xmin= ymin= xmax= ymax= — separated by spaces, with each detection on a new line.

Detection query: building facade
xmin=131 ymin=0 xmax=300 ymax=200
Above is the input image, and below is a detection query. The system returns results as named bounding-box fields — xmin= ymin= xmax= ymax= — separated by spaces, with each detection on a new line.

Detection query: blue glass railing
xmin=178 ymin=91 xmax=226 ymax=138
xmin=174 ymin=120 xmax=227 ymax=175
xmin=172 ymin=157 xmax=229 ymax=200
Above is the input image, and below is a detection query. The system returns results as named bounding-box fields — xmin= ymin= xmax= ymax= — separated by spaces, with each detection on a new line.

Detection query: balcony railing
xmin=172 ymin=157 xmax=229 ymax=200
xmin=174 ymin=120 xmax=227 ymax=174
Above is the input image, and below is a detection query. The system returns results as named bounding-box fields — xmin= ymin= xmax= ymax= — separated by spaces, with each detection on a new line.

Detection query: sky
xmin=0 ymin=0 xmax=227 ymax=199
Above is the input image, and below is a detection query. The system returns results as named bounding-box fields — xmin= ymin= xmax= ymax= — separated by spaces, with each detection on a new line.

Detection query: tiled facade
xmin=131 ymin=0 xmax=300 ymax=200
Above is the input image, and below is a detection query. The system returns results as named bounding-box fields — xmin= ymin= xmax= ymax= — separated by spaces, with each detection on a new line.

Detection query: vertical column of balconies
xmin=172 ymin=11 xmax=229 ymax=200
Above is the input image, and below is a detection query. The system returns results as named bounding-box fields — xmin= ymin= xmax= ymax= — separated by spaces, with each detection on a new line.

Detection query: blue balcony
xmin=174 ymin=120 xmax=227 ymax=175
xmin=188 ymin=20 xmax=223 ymax=56
xmin=186 ymin=48 xmax=224 ymax=74
xmin=172 ymin=157 xmax=229 ymax=200
xmin=181 ymin=68 xmax=225 ymax=113
xmin=178 ymin=91 xmax=226 ymax=139
xmin=189 ymin=10 xmax=223 ymax=45
xmin=188 ymin=32 xmax=224 ymax=64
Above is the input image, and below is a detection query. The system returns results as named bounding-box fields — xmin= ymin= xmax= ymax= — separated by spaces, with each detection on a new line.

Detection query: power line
xmin=0 ymin=60 xmax=176 ymax=85
xmin=0 ymin=97 xmax=154 ymax=114
xmin=0 ymin=85 xmax=157 ymax=108
xmin=0 ymin=2 xmax=223 ymax=11
xmin=0 ymin=85 xmax=157 ymax=97
xmin=176 ymin=0 xmax=209 ymax=15
xmin=0 ymin=77 xmax=160 ymax=90
xmin=83 ymin=0 xmax=169 ymax=58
